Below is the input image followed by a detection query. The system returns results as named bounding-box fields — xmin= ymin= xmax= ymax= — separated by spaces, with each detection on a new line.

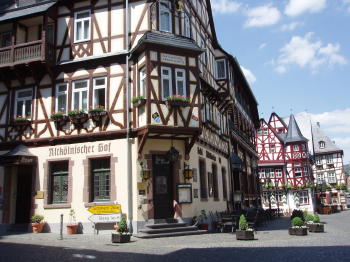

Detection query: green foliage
xmin=68 ymin=110 xmax=86 ymax=116
xmin=88 ymin=106 xmax=105 ymax=112
xmin=31 ymin=214 xmax=44 ymax=223
xmin=286 ymin=183 xmax=293 ymax=190
xmin=291 ymin=217 xmax=304 ymax=227
xmin=50 ymin=112 xmax=65 ymax=120
xmin=14 ymin=117 xmax=29 ymax=122
xmin=313 ymin=213 xmax=320 ymax=224
xmin=239 ymin=215 xmax=248 ymax=231
xmin=291 ymin=209 xmax=304 ymax=221
xmin=69 ymin=209 xmax=76 ymax=224
xmin=305 ymin=214 xmax=314 ymax=222
xmin=117 ymin=216 xmax=129 ymax=234
xmin=131 ymin=96 xmax=145 ymax=104
xmin=165 ymin=95 xmax=189 ymax=102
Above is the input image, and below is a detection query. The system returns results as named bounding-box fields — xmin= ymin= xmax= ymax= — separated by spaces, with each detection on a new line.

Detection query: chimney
xmin=317 ymin=122 xmax=320 ymax=127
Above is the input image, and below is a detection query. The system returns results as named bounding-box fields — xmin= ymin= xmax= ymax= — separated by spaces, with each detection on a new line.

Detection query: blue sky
xmin=210 ymin=0 xmax=350 ymax=164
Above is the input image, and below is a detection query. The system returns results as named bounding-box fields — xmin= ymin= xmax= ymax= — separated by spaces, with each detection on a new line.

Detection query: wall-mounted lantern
xmin=183 ymin=162 xmax=193 ymax=180
xmin=167 ymin=146 xmax=179 ymax=162
xmin=140 ymin=161 xmax=151 ymax=181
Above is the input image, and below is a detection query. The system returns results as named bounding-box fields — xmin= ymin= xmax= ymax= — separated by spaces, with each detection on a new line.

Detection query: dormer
xmin=319 ymin=141 xmax=325 ymax=149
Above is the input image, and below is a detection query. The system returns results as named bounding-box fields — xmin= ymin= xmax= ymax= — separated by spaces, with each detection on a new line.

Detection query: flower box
xmin=308 ymin=224 xmax=324 ymax=233
xmin=51 ymin=114 xmax=69 ymax=130
xmin=111 ymin=233 xmax=131 ymax=243
xmin=166 ymin=100 xmax=189 ymax=107
xmin=88 ymin=109 xmax=108 ymax=126
xmin=132 ymin=97 xmax=146 ymax=107
xmin=12 ymin=118 xmax=31 ymax=127
xmin=236 ymin=230 xmax=254 ymax=240
xmin=68 ymin=111 xmax=88 ymax=129
xmin=288 ymin=227 xmax=308 ymax=236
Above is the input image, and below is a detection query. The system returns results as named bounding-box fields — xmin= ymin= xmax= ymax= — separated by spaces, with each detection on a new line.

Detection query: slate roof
xmin=312 ymin=123 xmax=342 ymax=154
xmin=0 ymin=1 xmax=56 ymax=22
xmin=284 ymin=114 xmax=308 ymax=144
xmin=132 ymin=30 xmax=204 ymax=54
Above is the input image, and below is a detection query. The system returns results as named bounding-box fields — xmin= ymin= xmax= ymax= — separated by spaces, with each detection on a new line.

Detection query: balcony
xmin=0 ymin=40 xmax=54 ymax=68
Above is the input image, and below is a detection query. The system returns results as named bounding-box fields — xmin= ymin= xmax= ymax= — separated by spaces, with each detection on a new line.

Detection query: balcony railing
xmin=0 ymin=40 xmax=54 ymax=67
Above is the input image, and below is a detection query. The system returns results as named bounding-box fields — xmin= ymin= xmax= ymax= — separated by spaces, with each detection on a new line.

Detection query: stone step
xmin=145 ymin=222 xmax=188 ymax=229
xmin=135 ymin=229 xmax=208 ymax=239
xmin=140 ymin=225 xmax=198 ymax=234
xmin=7 ymin=224 xmax=30 ymax=232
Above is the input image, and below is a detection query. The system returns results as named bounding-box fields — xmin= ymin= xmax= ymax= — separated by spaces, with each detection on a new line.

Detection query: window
xmin=294 ymin=167 xmax=302 ymax=177
xmin=257 ymin=129 xmax=262 ymax=135
xmin=93 ymin=77 xmax=106 ymax=109
xmin=319 ymin=141 xmax=325 ymax=149
xmin=302 ymin=144 xmax=306 ymax=150
xmin=55 ymin=83 xmax=67 ymax=113
xmin=275 ymin=191 xmax=284 ymax=202
xmin=175 ymin=68 xmax=186 ymax=97
xmin=276 ymin=169 xmax=282 ymax=178
xmin=267 ymin=168 xmax=274 ymax=178
xmin=0 ymin=31 xmax=11 ymax=48
xmin=263 ymin=128 xmax=268 ymax=135
xmin=50 ymin=161 xmax=68 ymax=204
xmin=316 ymin=156 xmax=322 ymax=165
xmin=74 ymin=10 xmax=91 ymax=42
xmin=299 ymin=191 xmax=309 ymax=205
xmin=303 ymin=167 xmax=309 ymax=176
xmin=199 ymin=159 xmax=207 ymax=199
xmin=216 ymin=59 xmax=226 ymax=79
xmin=317 ymin=173 xmax=325 ymax=183
xmin=222 ymin=167 xmax=227 ymax=200
xmin=270 ymin=145 xmax=276 ymax=153
xmin=293 ymin=145 xmax=299 ymax=151
xmin=259 ymin=169 xmax=265 ymax=178
xmin=212 ymin=164 xmax=219 ymax=199
xmin=91 ymin=158 xmax=110 ymax=201
xmin=328 ymin=172 xmax=336 ymax=184
xmin=278 ymin=128 xmax=284 ymax=134
xmin=263 ymin=192 xmax=270 ymax=203
xmin=72 ymin=80 xmax=88 ymax=110
xmin=15 ymin=89 xmax=32 ymax=118
xmin=199 ymin=37 xmax=206 ymax=65
xmin=139 ymin=68 xmax=146 ymax=97
xmin=159 ymin=1 xmax=172 ymax=32
xmin=161 ymin=67 xmax=172 ymax=100
xmin=182 ymin=12 xmax=191 ymax=38
xmin=326 ymin=155 xmax=333 ymax=164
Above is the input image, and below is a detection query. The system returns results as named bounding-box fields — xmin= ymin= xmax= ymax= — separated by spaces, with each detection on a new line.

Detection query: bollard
xmin=59 ymin=214 xmax=63 ymax=240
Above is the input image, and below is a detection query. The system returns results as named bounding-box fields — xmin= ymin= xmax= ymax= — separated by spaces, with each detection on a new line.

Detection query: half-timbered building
xmin=312 ymin=122 xmax=347 ymax=209
xmin=0 ymin=0 xmax=259 ymax=234
xmin=256 ymin=113 xmax=314 ymax=214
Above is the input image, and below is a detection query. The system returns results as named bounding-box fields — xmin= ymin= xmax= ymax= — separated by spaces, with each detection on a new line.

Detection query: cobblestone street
xmin=1 ymin=210 xmax=350 ymax=262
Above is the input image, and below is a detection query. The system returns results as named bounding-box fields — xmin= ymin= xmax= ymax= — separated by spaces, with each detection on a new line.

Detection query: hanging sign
xmin=88 ymin=204 xmax=121 ymax=214
xmin=88 ymin=213 xmax=121 ymax=223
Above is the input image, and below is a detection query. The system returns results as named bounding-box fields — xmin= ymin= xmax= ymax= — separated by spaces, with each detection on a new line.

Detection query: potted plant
xmin=111 ymin=216 xmax=132 ymax=243
xmin=68 ymin=110 xmax=88 ymax=129
xmin=289 ymin=217 xmax=308 ymax=236
xmin=236 ymin=215 xmax=255 ymax=240
xmin=50 ymin=112 xmax=69 ymax=129
xmin=131 ymin=96 xmax=146 ymax=107
xmin=308 ymin=213 xmax=324 ymax=233
xmin=66 ymin=209 xmax=78 ymax=234
xmin=165 ymin=95 xmax=190 ymax=107
xmin=88 ymin=106 xmax=107 ymax=126
xmin=31 ymin=214 xmax=45 ymax=233
xmin=12 ymin=116 xmax=31 ymax=127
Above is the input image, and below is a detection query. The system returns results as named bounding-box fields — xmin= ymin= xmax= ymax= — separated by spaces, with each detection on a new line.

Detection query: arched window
xmin=319 ymin=141 xmax=325 ymax=149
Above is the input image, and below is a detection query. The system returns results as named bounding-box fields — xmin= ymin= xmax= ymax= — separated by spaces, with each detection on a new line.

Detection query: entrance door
xmin=152 ymin=155 xmax=173 ymax=219
xmin=15 ymin=166 xmax=33 ymax=223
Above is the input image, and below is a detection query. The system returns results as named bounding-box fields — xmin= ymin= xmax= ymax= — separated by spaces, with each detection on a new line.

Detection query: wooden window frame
xmin=90 ymin=157 xmax=111 ymax=202
xmin=299 ymin=190 xmax=309 ymax=205
xmin=222 ymin=167 xmax=227 ymax=200
xmin=55 ymin=83 xmax=68 ymax=113
xmin=215 ymin=59 xmax=226 ymax=80
xmin=50 ymin=161 xmax=69 ymax=204
xmin=15 ymin=88 xmax=33 ymax=118
xmin=72 ymin=79 xmax=89 ymax=111
xmin=198 ymin=158 xmax=208 ymax=200
xmin=275 ymin=169 xmax=282 ymax=178
xmin=182 ymin=12 xmax=191 ymax=38
xmin=139 ymin=67 xmax=146 ymax=97
xmin=161 ymin=66 xmax=172 ymax=100
xmin=175 ymin=68 xmax=186 ymax=97
xmin=92 ymin=77 xmax=107 ymax=109
xmin=159 ymin=0 xmax=172 ymax=33
xmin=74 ymin=10 xmax=91 ymax=43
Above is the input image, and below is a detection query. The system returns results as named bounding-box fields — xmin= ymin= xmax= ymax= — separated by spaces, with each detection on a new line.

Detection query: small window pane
xmin=73 ymin=92 xmax=80 ymax=110
xmin=74 ymin=81 xmax=87 ymax=89
xmin=25 ymin=100 xmax=32 ymax=117
xmin=77 ymin=11 xmax=90 ymax=19
xmin=95 ymin=78 xmax=105 ymax=86
xmin=83 ymin=20 xmax=89 ymax=39
xmin=94 ymin=88 xmax=105 ymax=108
xmin=82 ymin=90 xmax=88 ymax=110
xmin=18 ymin=90 xmax=32 ymax=98
xmin=163 ymin=79 xmax=170 ymax=98
xmin=57 ymin=94 xmax=67 ymax=113
xmin=16 ymin=101 xmax=23 ymax=117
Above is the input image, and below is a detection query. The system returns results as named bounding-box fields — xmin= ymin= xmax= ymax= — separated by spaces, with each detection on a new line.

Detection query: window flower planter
xmin=132 ymin=96 xmax=146 ymax=107
xmin=68 ymin=110 xmax=88 ymax=129
xmin=12 ymin=117 xmax=31 ymax=132
xmin=236 ymin=230 xmax=255 ymax=240
xmin=50 ymin=113 xmax=69 ymax=130
xmin=88 ymin=108 xmax=108 ymax=126
xmin=165 ymin=95 xmax=190 ymax=107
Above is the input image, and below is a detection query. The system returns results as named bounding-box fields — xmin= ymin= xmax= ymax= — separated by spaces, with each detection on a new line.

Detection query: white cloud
xmin=342 ymin=0 xmax=350 ymax=12
xmin=240 ymin=66 xmax=256 ymax=85
xmin=259 ymin=43 xmax=267 ymax=49
xmin=280 ymin=22 xmax=303 ymax=31
xmin=292 ymin=109 xmax=350 ymax=163
xmin=211 ymin=0 xmax=241 ymax=14
xmin=245 ymin=3 xmax=281 ymax=27
xmin=273 ymin=32 xmax=347 ymax=73
xmin=285 ymin=0 xmax=327 ymax=17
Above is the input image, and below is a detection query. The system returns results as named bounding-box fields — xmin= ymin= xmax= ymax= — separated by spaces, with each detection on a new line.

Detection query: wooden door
xmin=152 ymin=155 xmax=173 ymax=219
xmin=15 ymin=166 xmax=33 ymax=223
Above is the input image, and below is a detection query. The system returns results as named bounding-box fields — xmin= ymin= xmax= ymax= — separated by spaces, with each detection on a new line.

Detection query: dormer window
xmin=319 ymin=141 xmax=325 ymax=149
xmin=159 ymin=1 xmax=172 ymax=32
xmin=216 ymin=59 xmax=226 ymax=80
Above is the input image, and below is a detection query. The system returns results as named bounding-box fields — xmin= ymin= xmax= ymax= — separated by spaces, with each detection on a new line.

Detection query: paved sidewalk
xmin=0 ymin=210 xmax=350 ymax=261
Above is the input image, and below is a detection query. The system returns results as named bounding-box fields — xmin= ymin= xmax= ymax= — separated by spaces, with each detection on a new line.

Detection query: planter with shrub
xmin=165 ymin=95 xmax=190 ymax=107
xmin=68 ymin=110 xmax=88 ymax=129
xmin=131 ymin=96 xmax=146 ymax=107
xmin=112 ymin=216 xmax=131 ymax=243
xmin=308 ymin=213 xmax=324 ymax=233
xmin=289 ymin=217 xmax=308 ymax=236
xmin=236 ymin=215 xmax=254 ymax=240
xmin=50 ymin=112 xmax=69 ymax=129
xmin=31 ymin=214 xmax=45 ymax=233
xmin=66 ymin=209 xmax=78 ymax=234
xmin=88 ymin=107 xmax=107 ymax=126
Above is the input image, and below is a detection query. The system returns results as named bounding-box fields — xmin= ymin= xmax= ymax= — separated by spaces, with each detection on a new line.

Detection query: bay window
xmin=72 ymin=80 xmax=88 ymax=111
xmin=74 ymin=10 xmax=91 ymax=42
xmin=93 ymin=77 xmax=106 ymax=109
xmin=159 ymin=1 xmax=172 ymax=32
xmin=15 ymin=89 xmax=32 ymax=118
xmin=55 ymin=83 xmax=67 ymax=113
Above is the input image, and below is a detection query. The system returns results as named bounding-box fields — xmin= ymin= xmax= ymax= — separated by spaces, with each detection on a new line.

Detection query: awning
xmin=0 ymin=145 xmax=37 ymax=166
xmin=0 ymin=1 xmax=56 ymax=23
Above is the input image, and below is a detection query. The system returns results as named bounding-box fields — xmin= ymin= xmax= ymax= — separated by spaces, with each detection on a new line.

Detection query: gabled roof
xmin=268 ymin=112 xmax=288 ymax=129
xmin=285 ymin=114 xmax=308 ymax=144
xmin=259 ymin=118 xmax=285 ymax=143
xmin=312 ymin=122 xmax=342 ymax=154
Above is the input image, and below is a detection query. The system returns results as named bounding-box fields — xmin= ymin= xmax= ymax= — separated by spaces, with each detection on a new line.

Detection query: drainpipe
xmin=125 ymin=0 xmax=133 ymax=232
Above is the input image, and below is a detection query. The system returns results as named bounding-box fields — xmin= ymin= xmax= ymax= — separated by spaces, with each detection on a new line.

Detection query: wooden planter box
xmin=236 ymin=230 xmax=254 ymax=240
xmin=89 ymin=110 xmax=108 ymax=126
xmin=166 ymin=100 xmax=189 ymax=107
xmin=133 ymin=98 xmax=146 ymax=107
xmin=111 ymin=233 xmax=131 ymax=243
xmin=308 ymin=224 xmax=324 ymax=233
xmin=289 ymin=227 xmax=308 ymax=236
xmin=51 ymin=115 xmax=69 ymax=130
xmin=69 ymin=113 xmax=88 ymax=129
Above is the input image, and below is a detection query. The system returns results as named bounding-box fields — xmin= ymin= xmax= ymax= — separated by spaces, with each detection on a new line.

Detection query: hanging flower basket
xmin=50 ymin=112 xmax=69 ymax=130
xmin=165 ymin=95 xmax=190 ymax=107
xmin=132 ymin=96 xmax=146 ymax=107
xmin=12 ymin=117 xmax=31 ymax=127
xmin=68 ymin=110 xmax=88 ymax=129
xmin=88 ymin=107 xmax=108 ymax=126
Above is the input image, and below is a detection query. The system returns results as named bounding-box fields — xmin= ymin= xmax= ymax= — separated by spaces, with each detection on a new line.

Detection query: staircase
xmin=135 ymin=219 xmax=207 ymax=239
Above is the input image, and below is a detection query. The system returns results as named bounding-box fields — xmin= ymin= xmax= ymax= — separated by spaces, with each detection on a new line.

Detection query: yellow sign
xmin=35 ymin=191 xmax=44 ymax=199
xmin=138 ymin=182 xmax=148 ymax=191
xmin=88 ymin=205 xmax=121 ymax=214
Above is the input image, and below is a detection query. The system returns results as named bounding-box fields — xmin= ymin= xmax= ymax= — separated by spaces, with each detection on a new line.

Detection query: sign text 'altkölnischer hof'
xmin=49 ymin=142 xmax=111 ymax=157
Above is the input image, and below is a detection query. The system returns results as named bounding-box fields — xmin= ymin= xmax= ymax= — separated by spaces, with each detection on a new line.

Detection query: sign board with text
xmin=88 ymin=213 xmax=121 ymax=223
xmin=87 ymin=204 xmax=121 ymax=214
